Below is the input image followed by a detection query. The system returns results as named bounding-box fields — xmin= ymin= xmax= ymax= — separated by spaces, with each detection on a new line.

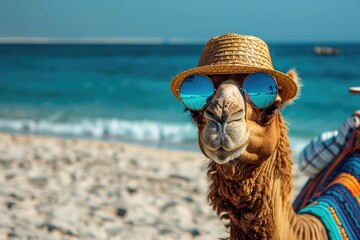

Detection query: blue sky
xmin=1 ymin=0 xmax=359 ymax=42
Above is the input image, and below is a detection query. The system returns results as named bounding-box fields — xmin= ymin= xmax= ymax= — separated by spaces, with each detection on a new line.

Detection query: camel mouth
xmin=203 ymin=139 xmax=249 ymax=165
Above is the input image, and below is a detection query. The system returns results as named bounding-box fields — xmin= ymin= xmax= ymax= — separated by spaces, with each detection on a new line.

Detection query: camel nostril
xmin=226 ymin=110 xmax=245 ymax=123
xmin=204 ymin=110 xmax=217 ymax=122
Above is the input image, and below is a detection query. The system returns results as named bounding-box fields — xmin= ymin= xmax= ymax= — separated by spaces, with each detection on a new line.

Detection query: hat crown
xmin=198 ymin=33 xmax=274 ymax=70
xmin=170 ymin=33 xmax=298 ymax=103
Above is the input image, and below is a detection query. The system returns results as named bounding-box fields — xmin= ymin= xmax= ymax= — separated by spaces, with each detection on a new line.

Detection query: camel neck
xmin=208 ymin=160 xmax=327 ymax=240
xmin=272 ymin=174 xmax=328 ymax=240
xmin=208 ymin=153 xmax=279 ymax=239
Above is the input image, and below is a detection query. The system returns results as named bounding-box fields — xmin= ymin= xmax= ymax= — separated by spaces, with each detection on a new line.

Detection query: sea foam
xmin=0 ymin=117 xmax=312 ymax=156
xmin=0 ymin=118 xmax=198 ymax=144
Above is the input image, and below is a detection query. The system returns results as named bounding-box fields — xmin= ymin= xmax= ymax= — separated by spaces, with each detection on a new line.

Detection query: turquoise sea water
xmin=0 ymin=43 xmax=359 ymax=154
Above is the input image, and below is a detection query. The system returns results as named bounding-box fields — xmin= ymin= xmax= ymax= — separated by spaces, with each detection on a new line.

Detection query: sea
xmin=0 ymin=42 xmax=359 ymax=157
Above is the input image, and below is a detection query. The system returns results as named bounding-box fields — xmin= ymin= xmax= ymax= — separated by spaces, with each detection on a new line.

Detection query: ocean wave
xmin=0 ymin=118 xmax=198 ymax=144
xmin=0 ymin=118 xmax=314 ymax=155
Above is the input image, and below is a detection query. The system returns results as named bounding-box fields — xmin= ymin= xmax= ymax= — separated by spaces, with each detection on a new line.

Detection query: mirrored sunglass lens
xmin=242 ymin=73 xmax=278 ymax=109
xmin=180 ymin=75 xmax=214 ymax=110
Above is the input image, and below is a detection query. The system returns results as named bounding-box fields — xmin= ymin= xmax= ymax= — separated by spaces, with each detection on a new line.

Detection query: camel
xmin=170 ymin=33 xmax=360 ymax=239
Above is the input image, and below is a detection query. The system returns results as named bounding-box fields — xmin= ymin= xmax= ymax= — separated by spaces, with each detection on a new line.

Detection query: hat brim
xmin=170 ymin=65 xmax=298 ymax=103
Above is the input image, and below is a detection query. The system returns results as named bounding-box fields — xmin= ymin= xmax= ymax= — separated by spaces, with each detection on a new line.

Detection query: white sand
xmin=0 ymin=133 xmax=308 ymax=240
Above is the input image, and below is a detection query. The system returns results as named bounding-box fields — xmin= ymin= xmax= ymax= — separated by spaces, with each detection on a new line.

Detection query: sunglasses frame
xmin=179 ymin=72 xmax=279 ymax=111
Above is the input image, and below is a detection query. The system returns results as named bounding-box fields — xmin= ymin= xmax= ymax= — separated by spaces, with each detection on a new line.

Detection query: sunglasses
xmin=179 ymin=72 xmax=278 ymax=111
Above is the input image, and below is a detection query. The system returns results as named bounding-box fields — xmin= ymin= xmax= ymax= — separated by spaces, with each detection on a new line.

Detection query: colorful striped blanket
xmin=298 ymin=115 xmax=360 ymax=178
xmin=293 ymin=115 xmax=360 ymax=240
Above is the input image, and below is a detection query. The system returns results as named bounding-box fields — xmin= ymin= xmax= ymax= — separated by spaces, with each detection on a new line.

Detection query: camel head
xmin=189 ymin=70 xmax=299 ymax=173
xmin=170 ymin=33 xmax=300 ymax=178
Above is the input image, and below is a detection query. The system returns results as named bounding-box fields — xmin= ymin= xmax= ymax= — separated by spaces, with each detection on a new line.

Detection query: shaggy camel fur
xmin=189 ymin=71 xmax=331 ymax=239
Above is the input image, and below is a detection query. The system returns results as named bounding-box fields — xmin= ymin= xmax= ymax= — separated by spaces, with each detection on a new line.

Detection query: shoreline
xmin=0 ymin=133 xmax=308 ymax=240
xmin=0 ymin=131 xmax=199 ymax=154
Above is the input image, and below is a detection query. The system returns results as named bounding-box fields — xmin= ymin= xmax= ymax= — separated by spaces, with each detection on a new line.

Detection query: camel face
xmin=192 ymin=74 xmax=281 ymax=166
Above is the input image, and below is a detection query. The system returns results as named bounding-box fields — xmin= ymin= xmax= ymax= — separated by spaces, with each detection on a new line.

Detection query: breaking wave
xmin=0 ymin=118 xmax=198 ymax=144
xmin=0 ymin=118 xmax=313 ymax=154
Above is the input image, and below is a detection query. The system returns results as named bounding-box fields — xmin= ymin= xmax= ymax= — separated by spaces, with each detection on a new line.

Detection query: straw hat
xmin=170 ymin=33 xmax=298 ymax=102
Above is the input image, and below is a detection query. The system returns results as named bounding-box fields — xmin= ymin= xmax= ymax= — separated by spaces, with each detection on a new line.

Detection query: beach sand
xmin=0 ymin=133 xmax=308 ymax=240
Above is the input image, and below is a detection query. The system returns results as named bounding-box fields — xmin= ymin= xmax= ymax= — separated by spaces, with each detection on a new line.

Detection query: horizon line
xmin=0 ymin=37 xmax=207 ymax=45
xmin=0 ymin=37 xmax=359 ymax=45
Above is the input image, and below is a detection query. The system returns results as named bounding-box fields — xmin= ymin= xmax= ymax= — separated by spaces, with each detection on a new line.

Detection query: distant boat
xmin=313 ymin=46 xmax=339 ymax=56
xmin=349 ymin=87 xmax=360 ymax=94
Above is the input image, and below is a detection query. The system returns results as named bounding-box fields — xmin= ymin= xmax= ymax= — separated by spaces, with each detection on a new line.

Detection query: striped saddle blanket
xmin=293 ymin=113 xmax=360 ymax=240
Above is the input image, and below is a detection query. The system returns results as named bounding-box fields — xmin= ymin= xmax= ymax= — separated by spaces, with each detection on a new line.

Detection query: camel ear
xmin=281 ymin=68 xmax=302 ymax=107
